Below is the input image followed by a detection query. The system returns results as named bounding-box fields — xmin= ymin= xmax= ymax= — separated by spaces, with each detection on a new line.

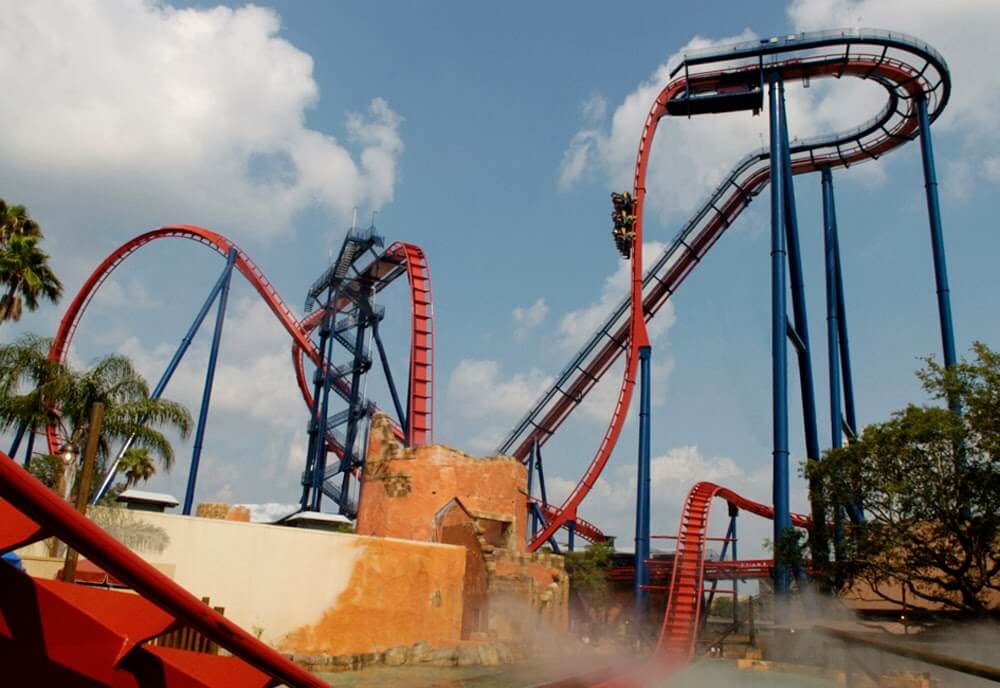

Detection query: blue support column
xmin=334 ymin=315 xmax=371 ymax=515
xmin=779 ymin=81 xmax=827 ymax=565
xmin=730 ymin=504 xmax=739 ymax=627
xmin=778 ymin=81 xmax=822 ymax=466
xmin=703 ymin=513 xmax=737 ymax=627
xmin=526 ymin=445 xmax=536 ymax=545
xmin=308 ymin=310 xmax=340 ymax=511
xmin=535 ymin=440 xmax=549 ymax=507
xmin=832 ymin=212 xmax=858 ymax=438
xmin=23 ymin=425 xmax=36 ymax=469
xmin=634 ymin=345 xmax=652 ymax=626
xmin=822 ymin=168 xmax=843 ymax=453
xmin=7 ymin=421 xmax=27 ymax=462
xmin=372 ymin=320 xmax=407 ymax=442
xmin=301 ymin=289 xmax=334 ymax=510
xmin=182 ymin=248 xmax=237 ymax=515
xmin=567 ymin=520 xmax=576 ymax=552
xmin=917 ymin=96 xmax=959 ymax=374
xmin=93 ymin=258 xmax=234 ymax=503
xmin=822 ymin=168 xmax=847 ymax=547
xmin=768 ymin=72 xmax=791 ymax=595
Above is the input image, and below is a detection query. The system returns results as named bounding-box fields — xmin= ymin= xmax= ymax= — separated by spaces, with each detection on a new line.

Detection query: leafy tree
xmin=565 ymin=541 xmax=614 ymax=618
xmin=0 ymin=201 xmax=62 ymax=323
xmin=0 ymin=336 xmax=192 ymax=496
xmin=808 ymin=342 xmax=1000 ymax=618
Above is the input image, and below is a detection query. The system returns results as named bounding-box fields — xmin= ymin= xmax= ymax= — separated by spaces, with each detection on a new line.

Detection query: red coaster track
xmin=502 ymin=30 xmax=949 ymax=551
xmin=44 ymin=225 xmax=434 ymax=454
xmin=0 ymin=449 xmax=327 ymax=686
xmin=655 ymin=481 xmax=809 ymax=658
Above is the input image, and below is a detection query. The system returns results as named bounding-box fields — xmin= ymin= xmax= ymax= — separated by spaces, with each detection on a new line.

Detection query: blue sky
xmin=1 ymin=0 xmax=998 ymax=557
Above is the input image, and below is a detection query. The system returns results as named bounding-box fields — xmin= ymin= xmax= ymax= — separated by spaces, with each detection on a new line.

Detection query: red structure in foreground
xmin=0 ymin=451 xmax=327 ymax=687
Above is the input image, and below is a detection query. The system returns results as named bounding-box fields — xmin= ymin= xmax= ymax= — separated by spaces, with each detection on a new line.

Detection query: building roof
xmin=116 ymin=489 xmax=179 ymax=507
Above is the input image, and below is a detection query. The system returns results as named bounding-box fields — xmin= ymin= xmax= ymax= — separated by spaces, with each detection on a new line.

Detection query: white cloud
xmin=983 ymin=157 xmax=1000 ymax=183
xmin=789 ymin=0 xmax=1000 ymax=128
xmin=549 ymin=446 xmax=770 ymax=551
xmin=0 ymin=1 xmax=403 ymax=240
xmin=94 ymin=277 xmax=160 ymax=311
xmin=445 ymin=359 xmax=553 ymax=421
xmin=239 ymin=502 xmax=301 ymax=523
xmin=581 ymin=94 xmax=608 ymax=123
xmin=115 ymin=295 xmax=304 ymax=432
xmin=943 ymin=160 xmax=973 ymax=202
xmin=512 ymin=298 xmax=549 ymax=338
xmin=558 ymin=13 xmax=1000 ymax=223
xmin=558 ymin=241 xmax=675 ymax=353
xmin=788 ymin=0 xmax=1000 ymax=183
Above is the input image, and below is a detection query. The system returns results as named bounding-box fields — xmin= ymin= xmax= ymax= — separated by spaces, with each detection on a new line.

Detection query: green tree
xmin=0 ymin=201 xmax=62 ymax=323
xmin=118 ymin=447 xmax=157 ymax=488
xmin=0 ymin=336 xmax=192 ymax=496
xmin=808 ymin=342 xmax=1000 ymax=618
xmin=565 ymin=541 xmax=614 ymax=619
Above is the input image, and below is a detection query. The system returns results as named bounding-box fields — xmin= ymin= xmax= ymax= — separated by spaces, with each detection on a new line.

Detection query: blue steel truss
xmin=299 ymin=225 xmax=411 ymax=518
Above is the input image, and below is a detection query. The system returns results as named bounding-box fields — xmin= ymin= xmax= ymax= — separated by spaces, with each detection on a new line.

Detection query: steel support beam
xmin=834 ymin=223 xmax=857 ymax=437
xmin=768 ymin=72 xmax=791 ymax=596
xmin=731 ymin=504 xmax=739 ymax=626
xmin=308 ymin=306 xmax=340 ymax=511
xmin=526 ymin=447 xmax=536 ymax=544
xmin=182 ymin=248 xmax=237 ymax=515
xmin=779 ymin=81 xmax=827 ymax=565
xmin=917 ymin=96 xmax=959 ymax=374
xmin=703 ymin=511 xmax=737 ymax=626
xmin=93 ymin=255 xmax=235 ymax=504
xmin=634 ymin=345 xmax=652 ymax=626
xmin=535 ymin=439 xmax=548 ymax=507
xmin=22 ymin=425 xmax=35 ymax=469
xmin=334 ymin=314 xmax=371 ymax=514
xmin=779 ymin=81 xmax=822 ymax=468
xmin=7 ymin=421 xmax=27 ymax=465
xmin=372 ymin=319 xmax=407 ymax=442
xmin=822 ymin=168 xmax=843 ymax=454
xmin=300 ymin=292 xmax=334 ymax=510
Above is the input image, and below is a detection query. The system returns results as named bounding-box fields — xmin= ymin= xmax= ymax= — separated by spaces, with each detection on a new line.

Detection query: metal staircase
xmin=300 ymin=225 xmax=387 ymax=516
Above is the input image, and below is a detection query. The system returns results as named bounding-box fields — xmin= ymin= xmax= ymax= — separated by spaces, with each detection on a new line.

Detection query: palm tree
xmin=0 ymin=200 xmax=42 ymax=242
xmin=59 ymin=354 xmax=191 ymax=472
xmin=118 ymin=447 xmax=157 ymax=488
xmin=0 ymin=337 xmax=192 ymax=494
xmin=0 ymin=200 xmax=62 ymax=324
xmin=0 ymin=334 xmax=70 ymax=462
xmin=0 ymin=234 xmax=63 ymax=322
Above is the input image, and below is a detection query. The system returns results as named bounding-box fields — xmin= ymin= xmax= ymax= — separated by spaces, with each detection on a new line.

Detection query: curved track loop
xmin=291 ymin=241 xmax=434 ymax=447
xmin=515 ymin=30 xmax=949 ymax=551
xmin=656 ymin=481 xmax=809 ymax=658
xmin=46 ymin=225 xmax=434 ymax=457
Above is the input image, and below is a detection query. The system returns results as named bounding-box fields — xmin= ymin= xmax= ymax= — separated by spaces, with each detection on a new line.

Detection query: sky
xmin=1 ymin=0 xmax=998 ymax=559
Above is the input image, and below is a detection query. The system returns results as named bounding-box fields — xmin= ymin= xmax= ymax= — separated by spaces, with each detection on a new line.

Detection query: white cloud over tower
xmin=0 ymin=0 xmax=403 ymax=240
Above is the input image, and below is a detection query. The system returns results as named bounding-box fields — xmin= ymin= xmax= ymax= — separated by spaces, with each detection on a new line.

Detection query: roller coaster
xmin=0 ymin=27 xmax=959 ymax=687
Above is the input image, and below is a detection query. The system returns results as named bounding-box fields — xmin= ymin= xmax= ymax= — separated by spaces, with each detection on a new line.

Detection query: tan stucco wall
xmin=18 ymin=508 xmax=466 ymax=654
xmin=278 ymin=535 xmax=466 ymax=654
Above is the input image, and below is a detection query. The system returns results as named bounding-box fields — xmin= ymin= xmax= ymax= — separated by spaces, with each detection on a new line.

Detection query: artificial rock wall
xmin=17 ymin=506 xmax=467 ymax=656
xmin=357 ymin=413 xmax=570 ymax=641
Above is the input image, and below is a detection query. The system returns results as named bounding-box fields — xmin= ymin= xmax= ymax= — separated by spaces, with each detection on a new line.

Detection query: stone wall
xmin=356 ymin=413 xmax=569 ymax=639
xmin=486 ymin=548 xmax=569 ymax=641
xmin=19 ymin=507 xmax=467 ymax=655
xmin=356 ymin=413 xmax=528 ymax=546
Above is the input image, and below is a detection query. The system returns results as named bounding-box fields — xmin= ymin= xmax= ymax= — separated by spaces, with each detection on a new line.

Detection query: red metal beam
xmin=0 ymin=454 xmax=327 ymax=688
